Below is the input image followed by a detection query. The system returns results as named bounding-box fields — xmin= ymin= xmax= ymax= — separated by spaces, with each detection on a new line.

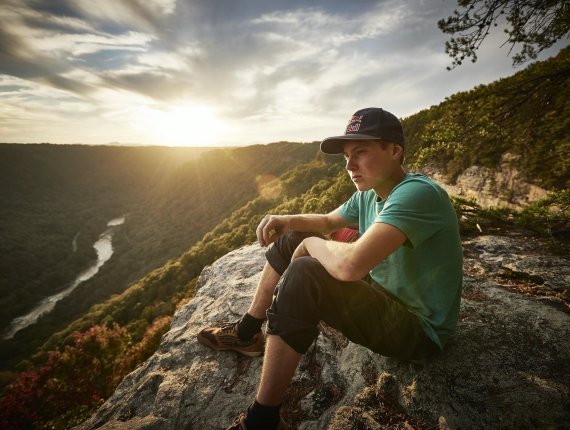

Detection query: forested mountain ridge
xmin=0 ymin=142 xmax=323 ymax=371
xmin=0 ymin=144 xmax=214 ymax=328
xmin=0 ymin=48 xmax=568 ymax=430
xmin=403 ymin=45 xmax=569 ymax=189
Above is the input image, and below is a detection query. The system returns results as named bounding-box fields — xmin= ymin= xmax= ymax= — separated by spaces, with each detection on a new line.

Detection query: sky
xmin=0 ymin=0 xmax=567 ymax=147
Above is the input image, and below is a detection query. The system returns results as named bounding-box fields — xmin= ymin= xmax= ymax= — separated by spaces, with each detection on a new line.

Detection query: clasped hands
xmin=256 ymin=214 xmax=310 ymax=260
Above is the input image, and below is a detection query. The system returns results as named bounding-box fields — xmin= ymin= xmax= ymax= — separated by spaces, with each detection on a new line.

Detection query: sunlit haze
xmin=0 ymin=0 xmax=567 ymax=147
xmin=138 ymin=105 xmax=230 ymax=147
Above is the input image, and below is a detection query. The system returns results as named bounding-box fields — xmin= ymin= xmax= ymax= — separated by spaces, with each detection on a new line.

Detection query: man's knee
xmin=265 ymin=231 xmax=324 ymax=275
xmin=288 ymin=255 xmax=323 ymax=275
xmin=273 ymin=257 xmax=324 ymax=308
xmin=267 ymin=257 xmax=325 ymax=354
xmin=287 ymin=230 xmax=317 ymax=245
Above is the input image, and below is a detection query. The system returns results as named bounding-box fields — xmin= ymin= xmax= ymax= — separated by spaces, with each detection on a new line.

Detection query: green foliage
xmin=516 ymin=189 xmax=570 ymax=237
xmin=0 ymin=317 xmax=171 ymax=430
xmin=0 ymin=141 xmax=320 ymax=371
xmin=0 ymin=153 xmax=351 ymax=430
xmin=451 ymin=196 xmax=513 ymax=235
xmin=180 ymin=160 xmax=349 ymax=268
xmin=439 ymin=0 xmax=570 ymax=68
xmin=452 ymin=190 xmax=569 ymax=241
xmin=404 ymin=46 xmax=570 ymax=189
xmin=0 ymin=145 xmax=208 ymax=331
xmin=18 ymin=158 xmax=338 ymax=364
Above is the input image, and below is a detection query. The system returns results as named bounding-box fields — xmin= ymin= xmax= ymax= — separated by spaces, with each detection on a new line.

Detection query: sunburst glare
xmin=140 ymin=105 xmax=229 ymax=147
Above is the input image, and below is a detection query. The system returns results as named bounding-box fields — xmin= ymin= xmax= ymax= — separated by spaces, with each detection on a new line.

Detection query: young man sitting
xmin=197 ymin=107 xmax=463 ymax=430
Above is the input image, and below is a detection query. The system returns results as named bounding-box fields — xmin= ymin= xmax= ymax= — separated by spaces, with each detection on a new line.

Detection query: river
xmin=2 ymin=216 xmax=126 ymax=340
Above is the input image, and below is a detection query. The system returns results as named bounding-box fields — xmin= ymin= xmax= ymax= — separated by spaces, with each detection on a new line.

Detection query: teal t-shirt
xmin=338 ymin=173 xmax=463 ymax=349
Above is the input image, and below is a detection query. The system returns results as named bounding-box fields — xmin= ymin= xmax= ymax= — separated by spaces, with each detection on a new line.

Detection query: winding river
xmin=2 ymin=216 xmax=125 ymax=340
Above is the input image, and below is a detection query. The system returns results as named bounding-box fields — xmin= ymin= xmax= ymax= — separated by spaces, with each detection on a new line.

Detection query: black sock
xmin=236 ymin=313 xmax=264 ymax=341
xmin=244 ymin=400 xmax=281 ymax=430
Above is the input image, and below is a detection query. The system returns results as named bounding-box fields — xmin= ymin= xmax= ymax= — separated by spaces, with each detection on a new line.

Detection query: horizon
xmin=1 ymin=0 xmax=567 ymax=147
xmin=0 ymin=140 xmax=320 ymax=147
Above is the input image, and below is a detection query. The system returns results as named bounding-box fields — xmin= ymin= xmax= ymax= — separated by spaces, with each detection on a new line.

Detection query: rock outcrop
xmin=422 ymin=153 xmax=548 ymax=208
xmin=76 ymin=236 xmax=569 ymax=430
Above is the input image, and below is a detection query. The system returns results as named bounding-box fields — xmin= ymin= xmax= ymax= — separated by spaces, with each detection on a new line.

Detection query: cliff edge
xmin=76 ymin=235 xmax=569 ymax=430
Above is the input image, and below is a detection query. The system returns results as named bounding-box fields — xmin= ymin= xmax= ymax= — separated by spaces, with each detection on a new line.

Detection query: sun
xmin=140 ymin=105 xmax=229 ymax=146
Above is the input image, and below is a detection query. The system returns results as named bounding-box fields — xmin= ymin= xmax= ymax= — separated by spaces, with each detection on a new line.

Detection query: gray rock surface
xmin=422 ymin=153 xmax=548 ymax=208
xmin=76 ymin=236 xmax=569 ymax=430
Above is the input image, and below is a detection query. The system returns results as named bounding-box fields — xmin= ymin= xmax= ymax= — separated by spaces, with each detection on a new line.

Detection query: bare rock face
xmin=422 ymin=153 xmax=548 ymax=208
xmin=76 ymin=237 xmax=569 ymax=430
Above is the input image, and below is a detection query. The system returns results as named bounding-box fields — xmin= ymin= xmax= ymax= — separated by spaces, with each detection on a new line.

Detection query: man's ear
xmin=392 ymin=143 xmax=403 ymax=159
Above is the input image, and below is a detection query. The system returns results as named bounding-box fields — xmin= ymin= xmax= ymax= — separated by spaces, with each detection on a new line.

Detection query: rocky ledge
xmin=421 ymin=153 xmax=548 ymax=209
xmin=76 ymin=234 xmax=569 ymax=430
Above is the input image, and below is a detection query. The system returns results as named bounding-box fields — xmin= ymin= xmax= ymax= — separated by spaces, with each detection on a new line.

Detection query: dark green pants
xmin=265 ymin=231 xmax=440 ymax=360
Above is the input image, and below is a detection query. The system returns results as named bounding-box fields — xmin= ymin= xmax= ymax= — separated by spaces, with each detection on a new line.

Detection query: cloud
xmin=214 ymin=4 xmax=414 ymax=121
xmin=0 ymin=73 xmax=99 ymax=143
xmin=33 ymin=31 xmax=153 ymax=57
xmin=0 ymin=26 xmax=95 ymax=96
xmin=1 ymin=1 xmax=421 ymax=110
xmin=68 ymin=0 xmax=176 ymax=34
xmin=0 ymin=0 xmax=163 ymax=101
xmin=250 ymin=3 xmax=408 ymax=47
xmin=0 ymin=0 xmax=566 ymax=145
xmin=100 ymin=70 xmax=193 ymax=102
xmin=136 ymin=51 xmax=191 ymax=71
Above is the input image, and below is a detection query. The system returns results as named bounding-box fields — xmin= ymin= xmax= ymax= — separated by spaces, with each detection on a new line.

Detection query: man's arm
xmin=256 ymin=209 xmax=348 ymax=247
xmin=302 ymin=222 xmax=406 ymax=281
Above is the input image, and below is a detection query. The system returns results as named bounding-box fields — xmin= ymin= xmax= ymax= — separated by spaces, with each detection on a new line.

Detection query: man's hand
xmin=291 ymin=241 xmax=310 ymax=260
xmin=256 ymin=215 xmax=290 ymax=247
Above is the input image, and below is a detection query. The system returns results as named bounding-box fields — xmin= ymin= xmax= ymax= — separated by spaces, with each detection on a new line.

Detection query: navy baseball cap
xmin=320 ymin=107 xmax=405 ymax=154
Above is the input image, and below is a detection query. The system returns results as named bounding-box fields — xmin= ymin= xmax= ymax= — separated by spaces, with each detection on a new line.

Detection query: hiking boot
xmin=226 ymin=413 xmax=288 ymax=430
xmin=197 ymin=322 xmax=264 ymax=357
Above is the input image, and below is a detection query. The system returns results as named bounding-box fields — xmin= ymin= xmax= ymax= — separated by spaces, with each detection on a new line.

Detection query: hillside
xmin=0 ymin=142 xmax=323 ymax=370
xmin=0 ymin=144 xmax=211 ymax=331
xmin=0 ymin=47 xmax=569 ymax=430
xmin=403 ymin=45 xmax=569 ymax=189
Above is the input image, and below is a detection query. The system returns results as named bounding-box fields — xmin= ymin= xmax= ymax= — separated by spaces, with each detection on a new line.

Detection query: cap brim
xmin=320 ymin=134 xmax=381 ymax=154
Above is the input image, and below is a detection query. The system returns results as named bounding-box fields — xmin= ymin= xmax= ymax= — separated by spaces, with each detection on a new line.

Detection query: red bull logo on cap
xmin=345 ymin=115 xmax=363 ymax=133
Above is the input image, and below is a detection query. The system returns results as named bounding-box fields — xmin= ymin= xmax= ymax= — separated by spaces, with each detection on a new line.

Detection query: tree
xmin=439 ymin=0 xmax=569 ymax=69
xmin=0 ymin=318 xmax=172 ymax=430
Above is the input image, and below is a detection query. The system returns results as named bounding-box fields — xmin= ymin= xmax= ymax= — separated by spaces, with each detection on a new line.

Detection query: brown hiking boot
xmin=226 ymin=413 xmax=288 ymax=430
xmin=197 ymin=322 xmax=264 ymax=357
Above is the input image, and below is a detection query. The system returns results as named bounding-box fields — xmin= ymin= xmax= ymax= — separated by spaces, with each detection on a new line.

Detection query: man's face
xmin=342 ymin=140 xmax=398 ymax=192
